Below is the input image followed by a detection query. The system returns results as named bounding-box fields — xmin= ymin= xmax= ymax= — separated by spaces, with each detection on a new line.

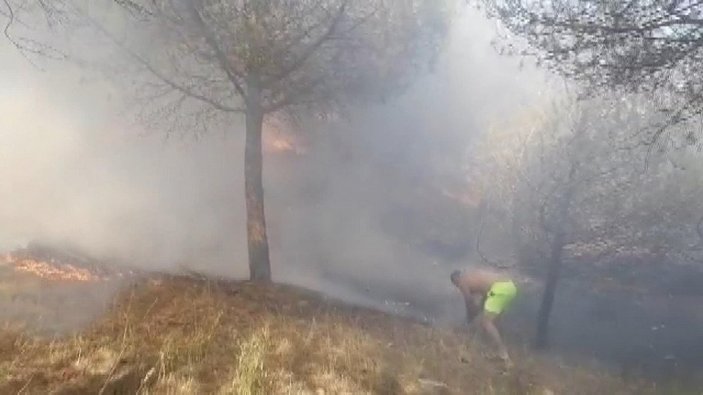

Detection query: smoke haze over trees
xmin=2 ymin=1 xmax=703 ymax=387
xmin=3 ymin=0 xmax=452 ymax=281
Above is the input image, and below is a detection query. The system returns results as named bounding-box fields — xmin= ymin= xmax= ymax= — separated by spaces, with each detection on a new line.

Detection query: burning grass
xmin=0 ymin=243 xmax=137 ymax=284
xmin=3 ymin=255 xmax=104 ymax=282
xmin=0 ymin=246 xmax=127 ymax=336
xmin=0 ymin=275 xmax=663 ymax=394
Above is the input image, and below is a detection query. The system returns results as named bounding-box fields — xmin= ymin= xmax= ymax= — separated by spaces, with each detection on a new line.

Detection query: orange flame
xmin=263 ymin=117 xmax=306 ymax=155
xmin=268 ymin=137 xmax=295 ymax=153
xmin=3 ymin=254 xmax=103 ymax=282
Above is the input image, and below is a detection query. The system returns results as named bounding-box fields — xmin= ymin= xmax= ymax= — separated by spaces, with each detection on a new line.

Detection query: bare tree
xmin=473 ymin=97 xmax=668 ymax=347
xmin=477 ymin=93 xmax=703 ymax=347
xmin=116 ymin=0 xmax=448 ymax=282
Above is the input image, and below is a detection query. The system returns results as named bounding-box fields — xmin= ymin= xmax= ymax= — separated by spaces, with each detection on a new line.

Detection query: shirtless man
xmin=451 ymin=267 xmax=517 ymax=367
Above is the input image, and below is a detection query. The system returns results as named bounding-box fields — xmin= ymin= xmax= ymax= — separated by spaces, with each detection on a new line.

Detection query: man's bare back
xmin=453 ymin=268 xmax=511 ymax=297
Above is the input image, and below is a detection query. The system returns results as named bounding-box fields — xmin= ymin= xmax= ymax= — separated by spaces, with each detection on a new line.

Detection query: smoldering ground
xmin=1 ymin=5 xmax=701 ymax=386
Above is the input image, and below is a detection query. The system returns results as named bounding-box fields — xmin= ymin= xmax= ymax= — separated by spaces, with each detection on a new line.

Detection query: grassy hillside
xmin=0 ymin=275 xmax=660 ymax=394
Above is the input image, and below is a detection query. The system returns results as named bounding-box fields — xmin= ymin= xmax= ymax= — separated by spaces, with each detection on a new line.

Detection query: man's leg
xmin=482 ymin=281 xmax=517 ymax=367
xmin=481 ymin=312 xmax=512 ymax=367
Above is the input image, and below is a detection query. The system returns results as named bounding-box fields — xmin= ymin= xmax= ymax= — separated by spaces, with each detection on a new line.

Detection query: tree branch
xmin=186 ymin=1 xmax=247 ymax=99
xmin=84 ymin=12 xmax=243 ymax=113
xmin=2 ymin=0 xmax=14 ymax=42
xmin=262 ymin=0 xmax=349 ymax=87
xmin=475 ymin=199 xmax=509 ymax=267
xmin=264 ymin=75 xmax=325 ymax=112
xmin=1 ymin=0 xmax=67 ymax=61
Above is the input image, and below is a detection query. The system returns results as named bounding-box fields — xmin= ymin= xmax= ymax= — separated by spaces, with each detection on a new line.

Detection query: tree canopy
xmin=479 ymin=0 xmax=703 ymax=142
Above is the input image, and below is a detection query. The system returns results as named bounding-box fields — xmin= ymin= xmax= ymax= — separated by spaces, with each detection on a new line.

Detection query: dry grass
xmin=227 ymin=326 xmax=271 ymax=395
xmin=0 ymin=275 xmax=665 ymax=394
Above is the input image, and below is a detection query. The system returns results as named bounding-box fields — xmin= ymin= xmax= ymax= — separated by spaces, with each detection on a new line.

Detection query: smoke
xmin=4 ymin=8 xmax=703 ymax=384
xmin=0 ymin=9 xmax=547 ymax=317
xmin=269 ymin=10 xmax=549 ymax=319
xmin=0 ymin=47 xmax=249 ymax=276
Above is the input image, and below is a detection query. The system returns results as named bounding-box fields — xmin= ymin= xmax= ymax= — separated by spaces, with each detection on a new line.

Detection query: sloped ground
xmin=0 ymin=275 xmax=662 ymax=395
xmin=0 ymin=265 xmax=123 ymax=336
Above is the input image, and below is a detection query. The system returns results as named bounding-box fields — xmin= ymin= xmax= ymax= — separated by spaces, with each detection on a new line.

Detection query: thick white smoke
xmin=0 ymin=9 xmax=547 ymax=317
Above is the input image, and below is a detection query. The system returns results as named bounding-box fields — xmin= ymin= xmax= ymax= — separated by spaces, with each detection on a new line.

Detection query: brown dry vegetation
xmin=0 ymin=276 xmax=665 ymax=394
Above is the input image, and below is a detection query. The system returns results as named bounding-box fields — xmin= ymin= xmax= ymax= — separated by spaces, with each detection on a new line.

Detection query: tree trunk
xmin=535 ymin=231 xmax=565 ymax=349
xmin=244 ymin=96 xmax=271 ymax=282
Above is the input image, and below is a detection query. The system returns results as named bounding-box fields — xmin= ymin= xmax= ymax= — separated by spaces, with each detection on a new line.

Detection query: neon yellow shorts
xmin=484 ymin=280 xmax=517 ymax=314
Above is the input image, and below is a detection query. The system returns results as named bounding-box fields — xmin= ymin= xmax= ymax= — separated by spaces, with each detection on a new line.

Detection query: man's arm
xmin=463 ymin=294 xmax=481 ymax=324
